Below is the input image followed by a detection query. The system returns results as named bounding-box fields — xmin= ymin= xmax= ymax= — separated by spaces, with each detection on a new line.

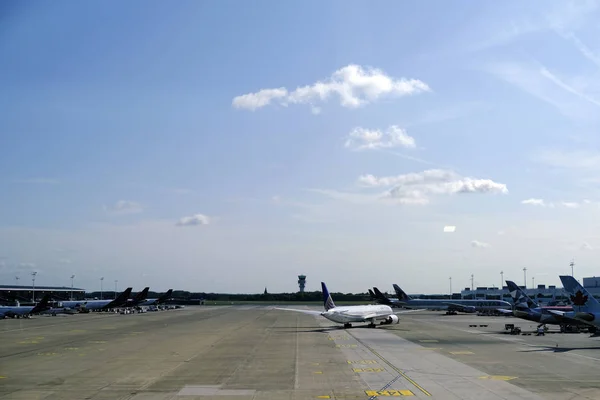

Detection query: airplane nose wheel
xmin=343 ymin=323 xmax=352 ymax=329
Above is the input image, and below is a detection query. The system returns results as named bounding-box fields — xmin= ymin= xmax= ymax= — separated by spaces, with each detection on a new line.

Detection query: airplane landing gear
xmin=343 ymin=323 xmax=353 ymax=329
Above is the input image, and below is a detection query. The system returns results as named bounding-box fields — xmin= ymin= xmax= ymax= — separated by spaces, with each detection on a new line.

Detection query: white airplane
xmin=276 ymin=282 xmax=421 ymax=328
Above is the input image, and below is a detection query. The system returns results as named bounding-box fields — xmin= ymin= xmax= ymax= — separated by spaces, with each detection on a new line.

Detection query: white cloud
xmin=360 ymin=169 xmax=508 ymax=205
xmin=105 ymin=200 xmax=143 ymax=215
xmin=19 ymin=262 xmax=36 ymax=269
xmin=344 ymin=125 xmax=416 ymax=150
xmin=471 ymin=240 xmax=490 ymax=248
xmin=521 ymin=198 xmax=547 ymax=207
xmin=521 ymin=198 xmax=585 ymax=209
xmin=581 ymin=241 xmax=593 ymax=250
xmin=231 ymin=88 xmax=288 ymax=111
xmin=232 ymin=64 xmax=430 ymax=112
xmin=443 ymin=226 xmax=456 ymax=233
xmin=176 ymin=214 xmax=210 ymax=227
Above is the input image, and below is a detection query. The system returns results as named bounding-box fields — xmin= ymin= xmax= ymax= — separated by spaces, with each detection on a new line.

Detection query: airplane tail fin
xmin=393 ymin=284 xmax=412 ymax=301
xmin=368 ymin=289 xmax=376 ymax=300
xmin=321 ymin=282 xmax=336 ymax=311
xmin=506 ymin=280 xmax=538 ymax=309
xmin=373 ymin=287 xmax=392 ymax=305
xmin=559 ymin=275 xmax=600 ymax=312
xmin=158 ymin=289 xmax=173 ymax=303
xmin=133 ymin=287 xmax=150 ymax=303
xmin=31 ymin=294 xmax=52 ymax=314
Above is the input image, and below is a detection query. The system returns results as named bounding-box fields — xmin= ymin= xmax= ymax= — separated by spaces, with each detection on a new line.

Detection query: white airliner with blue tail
xmin=276 ymin=282 xmax=421 ymax=328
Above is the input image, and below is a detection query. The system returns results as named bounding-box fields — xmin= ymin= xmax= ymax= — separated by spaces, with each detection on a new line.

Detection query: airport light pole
xmin=470 ymin=274 xmax=474 ymax=291
xmin=449 ymin=277 xmax=452 ymax=294
xmin=100 ymin=277 xmax=104 ymax=300
xmin=532 ymin=276 xmax=535 ymax=288
xmin=570 ymin=259 xmax=575 ymax=277
xmin=523 ymin=267 xmax=527 ymax=288
xmin=114 ymin=280 xmax=118 ymax=299
xmin=31 ymin=271 xmax=37 ymax=303
xmin=71 ymin=275 xmax=75 ymax=300
xmin=500 ymin=271 xmax=504 ymax=289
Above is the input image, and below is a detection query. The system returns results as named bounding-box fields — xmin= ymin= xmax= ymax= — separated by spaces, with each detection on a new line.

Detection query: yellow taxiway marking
xmin=347 ymin=360 xmax=378 ymax=364
xmin=313 ymin=371 xmax=323 ymax=374
xmin=336 ymin=344 xmax=357 ymax=348
xmin=17 ymin=340 xmax=38 ymax=344
xmin=449 ymin=351 xmax=474 ymax=355
xmin=64 ymin=347 xmax=78 ymax=351
xmin=353 ymin=368 xmax=384 ymax=373
xmin=37 ymin=352 xmax=57 ymax=356
xmin=365 ymin=390 xmax=415 ymax=396
xmin=352 ymin=339 xmax=431 ymax=397
xmin=479 ymin=375 xmax=518 ymax=381
xmin=88 ymin=340 xmax=106 ymax=344
xmin=419 ymin=340 xmax=438 ymax=343
xmin=0 ymin=376 xmax=6 ymax=379
xmin=316 ymin=396 xmax=331 ymax=399
xmin=70 ymin=329 xmax=86 ymax=333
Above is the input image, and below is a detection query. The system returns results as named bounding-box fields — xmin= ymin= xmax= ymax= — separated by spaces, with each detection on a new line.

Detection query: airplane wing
xmin=273 ymin=307 xmax=323 ymax=316
xmin=546 ymin=310 xmax=596 ymax=327
xmin=496 ymin=309 xmax=513 ymax=315
xmin=394 ymin=308 xmax=425 ymax=315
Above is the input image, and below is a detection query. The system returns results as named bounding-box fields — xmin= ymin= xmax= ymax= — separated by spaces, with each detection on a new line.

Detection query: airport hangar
xmin=0 ymin=285 xmax=86 ymax=306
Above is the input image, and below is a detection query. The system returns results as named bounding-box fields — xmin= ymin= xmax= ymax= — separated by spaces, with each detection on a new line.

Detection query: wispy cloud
xmin=232 ymin=64 xmax=430 ymax=112
xmin=313 ymin=169 xmax=507 ymax=206
xmin=176 ymin=214 xmax=210 ymax=227
xmin=471 ymin=240 xmax=490 ymax=248
xmin=104 ymin=200 xmax=143 ymax=215
xmin=485 ymin=61 xmax=600 ymax=121
xmin=344 ymin=125 xmax=416 ymax=151
xmin=532 ymin=149 xmax=600 ymax=170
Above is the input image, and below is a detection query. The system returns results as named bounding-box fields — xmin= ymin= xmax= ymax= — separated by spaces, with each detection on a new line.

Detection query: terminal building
xmin=457 ymin=276 xmax=600 ymax=304
xmin=0 ymin=285 xmax=86 ymax=306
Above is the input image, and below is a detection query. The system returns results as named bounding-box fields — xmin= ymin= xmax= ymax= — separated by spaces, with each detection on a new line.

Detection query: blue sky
xmin=2 ymin=0 xmax=600 ymax=293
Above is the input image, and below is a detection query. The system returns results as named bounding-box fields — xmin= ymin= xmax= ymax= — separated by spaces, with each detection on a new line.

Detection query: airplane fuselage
xmin=321 ymin=304 xmax=394 ymax=324
xmin=398 ymin=299 xmax=511 ymax=311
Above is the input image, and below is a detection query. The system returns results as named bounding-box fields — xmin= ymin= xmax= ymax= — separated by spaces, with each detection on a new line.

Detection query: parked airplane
xmin=61 ymin=287 xmax=133 ymax=311
xmin=0 ymin=294 xmax=51 ymax=319
xmin=381 ymin=284 xmax=512 ymax=314
xmin=139 ymin=289 xmax=173 ymax=306
xmin=547 ymin=275 xmax=600 ymax=333
xmin=500 ymin=280 xmax=585 ymax=329
xmin=276 ymin=282 xmax=420 ymax=328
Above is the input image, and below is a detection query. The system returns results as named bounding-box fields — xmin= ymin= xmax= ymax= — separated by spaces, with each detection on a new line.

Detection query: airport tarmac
xmin=0 ymin=306 xmax=599 ymax=399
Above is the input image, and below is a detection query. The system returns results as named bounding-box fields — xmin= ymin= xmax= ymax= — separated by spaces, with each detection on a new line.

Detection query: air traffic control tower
xmin=298 ymin=275 xmax=306 ymax=293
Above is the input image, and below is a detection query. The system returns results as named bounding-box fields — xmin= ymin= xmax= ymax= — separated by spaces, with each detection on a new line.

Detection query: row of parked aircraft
xmin=278 ymin=276 xmax=600 ymax=335
xmin=0 ymin=287 xmax=174 ymax=319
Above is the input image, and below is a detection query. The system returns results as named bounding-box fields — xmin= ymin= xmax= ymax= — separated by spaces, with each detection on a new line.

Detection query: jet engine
xmin=462 ymin=306 xmax=476 ymax=313
xmin=574 ymin=312 xmax=596 ymax=322
xmin=383 ymin=315 xmax=399 ymax=324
